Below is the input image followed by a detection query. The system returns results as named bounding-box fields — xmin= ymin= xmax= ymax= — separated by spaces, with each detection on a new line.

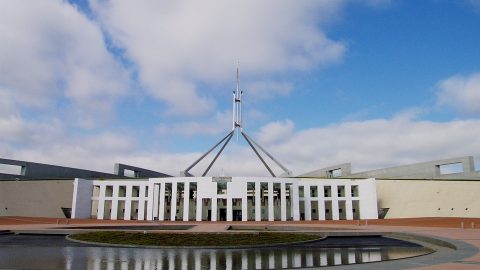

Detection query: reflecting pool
xmin=0 ymin=235 xmax=431 ymax=270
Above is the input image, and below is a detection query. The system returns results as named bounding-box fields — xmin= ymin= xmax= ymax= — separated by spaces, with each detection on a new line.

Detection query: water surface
xmin=0 ymin=235 xmax=431 ymax=270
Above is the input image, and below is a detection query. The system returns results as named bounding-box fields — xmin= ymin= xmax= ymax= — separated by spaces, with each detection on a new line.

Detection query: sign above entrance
xmin=212 ymin=176 xmax=232 ymax=182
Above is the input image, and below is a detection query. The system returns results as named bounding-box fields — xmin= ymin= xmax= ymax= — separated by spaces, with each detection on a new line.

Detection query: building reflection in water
xmin=62 ymin=247 xmax=389 ymax=270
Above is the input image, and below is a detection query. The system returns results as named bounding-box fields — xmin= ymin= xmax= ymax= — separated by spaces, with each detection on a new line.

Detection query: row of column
xmin=254 ymin=182 xmax=300 ymax=221
xmin=95 ymin=183 xmax=149 ymax=220
xmin=300 ymin=184 xmax=356 ymax=221
xmin=92 ymin=181 xmax=361 ymax=221
xmin=144 ymin=180 xmax=300 ymax=222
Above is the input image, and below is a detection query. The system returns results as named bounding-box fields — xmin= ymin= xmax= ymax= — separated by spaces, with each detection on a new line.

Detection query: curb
xmin=65 ymin=233 xmax=326 ymax=249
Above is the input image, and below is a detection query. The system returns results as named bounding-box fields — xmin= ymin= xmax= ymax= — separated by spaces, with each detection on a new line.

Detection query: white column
xmin=268 ymin=251 xmax=274 ymax=269
xmin=304 ymin=185 xmax=311 ymax=221
xmin=292 ymin=182 xmax=300 ymax=221
xmin=168 ymin=250 xmax=175 ymax=270
xmin=334 ymin=251 xmax=341 ymax=265
xmin=124 ymin=185 xmax=132 ymax=220
xmin=212 ymin=198 xmax=217 ymax=221
xmin=226 ymin=251 xmax=232 ymax=270
xmin=181 ymin=250 xmax=188 ymax=270
xmin=137 ymin=185 xmax=146 ymax=220
xmin=97 ymin=184 xmax=106 ymax=220
xmin=196 ymin=196 xmax=202 ymax=221
xmin=280 ymin=182 xmax=287 ymax=221
xmin=147 ymin=182 xmax=156 ymax=221
xmin=241 ymin=251 xmax=248 ymax=269
xmin=268 ymin=182 xmax=274 ymax=221
xmin=158 ymin=183 xmax=166 ymax=221
xmin=183 ymin=182 xmax=190 ymax=221
xmin=255 ymin=182 xmax=261 ymax=221
xmin=346 ymin=184 xmax=354 ymax=220
xmin=306 ymin=252 xmax=313 ymax=267
xmin=348 ymin=249 xmax=356 ymax=264
xmin=332 ymin=185 xmax=339 ymax=220
xmin=294 ymin=254 xmax=301 ymax=268
xmin=194 ymin=250 xmax=201 ymax=270
xmin=282 ymin=250 xmax=287 ymax=268
xmin=227 ymin=198 xmax=233 ymax=222
xmin=210 ymin=251 xmax=216 ymax=270
xmin=110 ymin=185 xmax=119 ymax=220
xmin=255 ymin=251 xmax=261 ymax=269
xmin=242 ymin=197 xmax=248 ymax=221
xmin=318 ymin=185 xmax=325 ymax=220
xmin=170 ymin=182 xmax=178 ymax=221
xmin=320 ymin=251 xmax=327 ymax=266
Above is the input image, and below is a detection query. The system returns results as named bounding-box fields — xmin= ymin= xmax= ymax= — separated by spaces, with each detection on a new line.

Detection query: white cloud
xmin=436 ymin=72 xmax=480 ymax=115
xmin=467 ymin=0 xmax=480 ymax=13
xmin=246 ymin=81 xmax=293 ymax=101
xmin=88 ymin=0 xmax=346 ymax=115
xmin=255 ymin=119 xmax=295 ymax=145
xmin=2 ymin=114 xmax=480 ymax=177
xmin=156 ymin=110 xmax=231 ymax=137
xmin=0 ymin=0 xmax=129 ymax=128
xmin=276 ymin=118 xmax=480 ymax=174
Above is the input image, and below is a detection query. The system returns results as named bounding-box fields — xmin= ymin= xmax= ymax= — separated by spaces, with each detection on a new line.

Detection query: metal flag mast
xmin=181 ymin=64 xmax=292 ymax=177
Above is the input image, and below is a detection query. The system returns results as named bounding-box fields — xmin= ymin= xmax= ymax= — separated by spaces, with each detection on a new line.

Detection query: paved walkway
xmin=0 ymin=217 xmax=479 ymax=269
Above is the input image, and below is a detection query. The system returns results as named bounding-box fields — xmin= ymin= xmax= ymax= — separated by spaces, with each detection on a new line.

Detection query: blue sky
xmin=1 ymin=0 xmax=480 ymax=176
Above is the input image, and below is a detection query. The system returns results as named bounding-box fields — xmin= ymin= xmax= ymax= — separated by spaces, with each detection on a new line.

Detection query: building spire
xmin=181 ymin=64 xmax=292 ymax=177
xmin=232 ymin=61 xmax=243 ymax=134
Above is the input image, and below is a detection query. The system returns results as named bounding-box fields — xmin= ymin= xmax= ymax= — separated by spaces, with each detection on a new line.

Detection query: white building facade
xmin=72 ymin=177 xmax=378 ymax=221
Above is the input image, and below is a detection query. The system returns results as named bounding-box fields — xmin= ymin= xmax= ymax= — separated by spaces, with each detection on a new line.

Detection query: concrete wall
xmin=0 ymin=180 xmax=74 ymax=218
xmin=351 ymin=157 xmax=480 ymax=179
xmin=114 ymin=163 xmax=171 ymax=178
xmin=377 ymin=179 xmax=480 ymax=218
xmin=300 ymin=156 xmax=480 ymax=180
xmin=0 ymin=158 xmax=121 ymax=180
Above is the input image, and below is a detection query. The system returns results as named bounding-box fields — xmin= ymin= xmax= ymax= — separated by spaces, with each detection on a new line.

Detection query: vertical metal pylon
xmin=181 ymin=65 xmax=292 ymax=177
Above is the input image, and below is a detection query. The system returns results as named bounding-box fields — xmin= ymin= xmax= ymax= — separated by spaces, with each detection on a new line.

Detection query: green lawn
xmin=69 ymin=231 xmax=321 ymax=247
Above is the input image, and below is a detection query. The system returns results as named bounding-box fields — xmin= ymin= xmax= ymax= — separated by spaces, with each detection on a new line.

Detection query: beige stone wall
xmin=377 ymin=179 xmax=480 ymax=218
xmin=0 ymin=180 xmax=74 ymax=218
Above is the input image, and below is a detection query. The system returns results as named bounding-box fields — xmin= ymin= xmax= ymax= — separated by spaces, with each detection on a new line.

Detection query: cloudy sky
xmin=1 ymin=0 xmax=480 ymax=177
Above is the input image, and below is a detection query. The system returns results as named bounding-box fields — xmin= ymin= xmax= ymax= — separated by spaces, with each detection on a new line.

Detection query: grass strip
xmin=69 ymin=231 xmax=320 ymax=247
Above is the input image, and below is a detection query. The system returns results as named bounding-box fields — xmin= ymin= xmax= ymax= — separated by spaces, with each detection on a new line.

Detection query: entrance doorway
xmin=233 ymin=210 xmax=242 ymax=221
xmin=219 ymin=208 xmax=227 ymax=221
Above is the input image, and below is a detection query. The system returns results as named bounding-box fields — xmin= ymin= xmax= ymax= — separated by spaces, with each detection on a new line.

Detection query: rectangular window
xmin=0 ymin=164 xmax=23 ymax=175
xmin=124 ymin=169 xmax=136 ymax=178
xmin=105 ymin=186 xmax=113 ymax=197
xmin=327 ymin=168 xmax=342 ymax=178
xmin=119 ymin=186 xmax=126 ymax=197
xmin=324 ymin=186 xmax=331 ymax=197
xmin=92 ymin=186 xmax=100 ymax=197
xmin=217 ymin=182 xmax=227 ymax=195
xmin=438 ymin=163 xmax=464 ymax=175
xmin=299 ymin=186 xmax=304 ymax=197
xmin=338 ymin=186 xmax=345 ymax=197
xmin=132 ymin=186 xmax=140 ymax=197
xmin=310 ymin=186 xmax=318 ymax=197
xmin=351 ymin=185 xmax=359 ymax=197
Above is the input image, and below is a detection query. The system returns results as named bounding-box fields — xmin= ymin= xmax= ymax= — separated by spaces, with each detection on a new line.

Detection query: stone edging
xmin=386 ymin=232 xmax=457 ymax=250
xmin=65 ymin=234 xmax=326 ymax=249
